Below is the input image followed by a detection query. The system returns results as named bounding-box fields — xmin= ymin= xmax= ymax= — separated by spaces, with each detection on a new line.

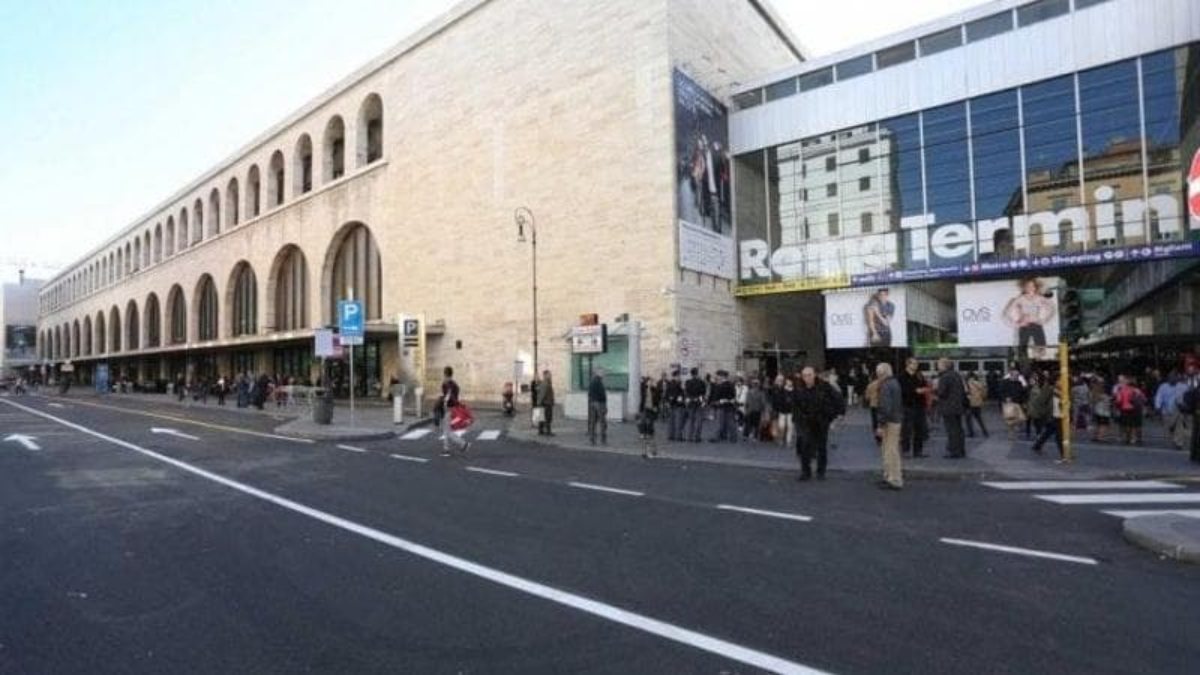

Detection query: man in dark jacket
xmin=875 ymin=362 xmax=904 ymax=489
xmin=684 ymin=368 xmax=707 ymax=442
xmin=898 ymin=358 xmax=929 ymax=458
xmin=664 ymin=371 xmax=685 ymax=441
xmin=935 ymin=358 xmax=967 ymax=458
xmin=792 ymin=366 xmax=844 ymax=480
xmin=587 ymin=372 xmax=607 ymax=445
xmin=707 ymin=370 xmax=738 ymax=443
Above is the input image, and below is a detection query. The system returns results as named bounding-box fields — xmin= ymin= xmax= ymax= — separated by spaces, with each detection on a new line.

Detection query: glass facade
xmin=736 ymin=44 xmax=1200 ymax=294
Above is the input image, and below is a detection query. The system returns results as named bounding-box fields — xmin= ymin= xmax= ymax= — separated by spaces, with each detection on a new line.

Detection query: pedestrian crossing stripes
xmin=982 ymin=479 xmax=1200 ymax=521
xmin=398 ymin=428 xmax=504 ymax=442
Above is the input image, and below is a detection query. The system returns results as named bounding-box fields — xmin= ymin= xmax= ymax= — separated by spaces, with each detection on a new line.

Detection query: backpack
xmin=1179 ymin=387 xmax=1199 ymax=415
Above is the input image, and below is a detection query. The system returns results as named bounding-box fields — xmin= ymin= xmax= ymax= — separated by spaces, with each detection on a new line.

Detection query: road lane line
xmin=400 ymin=429 xmax=432 ymax=440
xmin=45 ymin=397 xmax=314 ymax=444
xmin=1101 ymin=509 xmax=1200 ymax=519
xmin=338 ymin=445 xmax=367 ymax=453
xmin=389 ymin=453 xmax=429 ymax=464
xmin=567 ymin=482 xmax=644 ymax=498
xmin=1036 ymin=493 xmax=1200 ymax=505
xmin=716 ymin=505 xmax=813 ymax=523
xmin=476 ymin=430 xmax=502 ymax=441
xmin=982 ymin=480 xmax=1181 ymax=491
xmin=939 ymin=537 xmax=1098 ymax=566
xmin=0 ymin=398 xmax=824 ymax=675
xmin=465 ymin=466 xmax=518 ymax=477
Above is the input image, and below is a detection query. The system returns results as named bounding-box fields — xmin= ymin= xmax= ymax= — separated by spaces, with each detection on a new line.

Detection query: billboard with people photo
xmin=824 ymin=287 xmax=908 ymax=349
xmin=674 ymin=69 xmax=734 ymax=279
xmin=956 ymin=277 xmax=1061 ymax=357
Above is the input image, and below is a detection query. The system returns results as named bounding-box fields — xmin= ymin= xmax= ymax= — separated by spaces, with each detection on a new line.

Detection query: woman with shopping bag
xmin=438 ymin=366 xmax=470 ymax=456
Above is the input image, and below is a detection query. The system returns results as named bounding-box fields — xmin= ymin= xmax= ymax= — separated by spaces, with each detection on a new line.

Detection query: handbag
xmin=531 ymin=406 xmax=546 ymax=424
xmin=1002 ymin=401 xmax=1025 ymax=424
xmin=450 ymin=404 xmax=475 ymax=431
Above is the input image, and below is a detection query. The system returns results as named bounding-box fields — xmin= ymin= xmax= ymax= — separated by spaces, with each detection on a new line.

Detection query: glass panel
xmin=835 ymin=54 xmax=873 ymax=81
xmin=1141 ymin=48 xmax=1188 ymax=242
xmin=876 ymin=41 xmax=916 ymax=69
xmin=765 ymin=78 xmax=796 ymax=102
xmin=969 ymin=89 xmax=1024 ymax=264
xmin=732 ymin=90 xmax=763 ymax=110
xmin=1021 ymin=74 xmax=1080 ymax=256
xmin=798 ymin=67 xmax=834 ymax=92
xmin=1078 ymin=59 xmax=1144 ymax=250
xmin=1017 ymin=0 xmax=1070 ymax=27
xmin=571 ymin=336 xmax=629 ymax=391
xmin=966 ymin=11 xmax=1013 ymax=42
xmin=922 ymin=102 xmax=972 ymax=267
xmin=919 ymin=26 xmax=962 ymax=56
xmin=1074 ymin=0 xmax=1113 ymax=9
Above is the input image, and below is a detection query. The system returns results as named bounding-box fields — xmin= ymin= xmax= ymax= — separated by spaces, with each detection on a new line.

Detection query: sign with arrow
xmin=4 ymin=434 xmax=40 ymax=451
xmin=150 ymin=427 xmax=200 ymax=441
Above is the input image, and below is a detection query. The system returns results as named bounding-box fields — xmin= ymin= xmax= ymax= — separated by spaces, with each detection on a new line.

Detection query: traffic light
xmin=1060 ymin=288 xmax=1083 ymax=343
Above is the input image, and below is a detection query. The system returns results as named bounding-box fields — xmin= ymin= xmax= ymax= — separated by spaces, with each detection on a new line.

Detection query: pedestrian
xmin=1000 ymin=368 xmax=1027 ymax=439
xmin=1113 ymin=374 xmax=1146 ymax=445
xmin=734 ymin=375 xmax=748 ymax=436
xmin=1027 ymin=374 xmax=1053 ymax=441
xmin=216 ymin=376 xmax=227 ymax=406
xmin=965 ymin=372 xmax=989 ymax=438
xmin=792 ymin=366 xmax=845 ymax=481
xmin=684 ymin=368 xmax=707 ymax=442
xmin=664 ymin=370 xmax=686 ymax=441
xmin=874 ymin=362 xmax=904 ymax=490
xmin=587 ymin=372 xmax=608 ymax=445
xmin=1032 ymin=385 xmax=1069 ymax=463
xmin=707 ymin=370 xmax=738 ymax=443
xmin=898 ymin=358 xmax=929 ymax=458
xmin=1089 ymin=377 xmax=1113 ymax=442
xmin=535 ymin=369 xmax=555 ymax=436
xmin=175 ymin=374 xmax=186 ymax=402
xmin=770 ymin=375 xmax=795 ymax=448
xmin=743 ymin=379 xmax=766 ymax=441
xmin=436 ymin=366 xmax=470 ymax=456
xmin=935 ymin=358 xmax=967 ymax=458
xmin=864 ymin=370 xmax=882 ymax=445
xmin=1155 ymin=373 xmax=1188 ymax=449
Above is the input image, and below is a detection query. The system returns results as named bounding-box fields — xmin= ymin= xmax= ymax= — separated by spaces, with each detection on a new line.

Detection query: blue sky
xmin=0 ymin=0 xmax=978 ymax=284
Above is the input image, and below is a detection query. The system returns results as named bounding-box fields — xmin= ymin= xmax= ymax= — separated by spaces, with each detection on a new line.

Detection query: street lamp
xmin=515 ymin=206 xmax=538 ymax=385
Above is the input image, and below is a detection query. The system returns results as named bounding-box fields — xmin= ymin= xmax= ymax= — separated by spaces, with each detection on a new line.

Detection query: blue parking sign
xmin=338 ymin=300 xmax=364 ymax=339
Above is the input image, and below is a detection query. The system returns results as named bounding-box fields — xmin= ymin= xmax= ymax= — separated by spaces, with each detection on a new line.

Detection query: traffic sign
xmin=338 ymin=300 xmax=365 ymax=340
xmin=1189 ymin=147 xmax=1200 ymax=220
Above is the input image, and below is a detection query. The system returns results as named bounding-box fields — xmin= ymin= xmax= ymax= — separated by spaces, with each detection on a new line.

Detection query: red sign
xmin=1190 ymin=147 xmax=1200 ymax=220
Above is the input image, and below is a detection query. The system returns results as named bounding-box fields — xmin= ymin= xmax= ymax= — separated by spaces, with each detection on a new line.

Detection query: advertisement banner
xmin=824 ymin=287 xmax=908 ymax=349
xmin=956 ymin=277 xmax=1060 ymax=355
xmin=674 ymin=69 xmax=734 ymax=277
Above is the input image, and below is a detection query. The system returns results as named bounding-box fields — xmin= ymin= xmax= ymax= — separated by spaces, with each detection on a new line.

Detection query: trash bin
xmin=313 ymin=391 xmax=334 ymax=425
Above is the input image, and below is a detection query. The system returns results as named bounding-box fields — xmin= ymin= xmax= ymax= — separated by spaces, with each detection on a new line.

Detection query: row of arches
xmin=39 ymin=223 xmax=381 ymax=362
xmin=41 ymin=93 xmax=385 ymax=315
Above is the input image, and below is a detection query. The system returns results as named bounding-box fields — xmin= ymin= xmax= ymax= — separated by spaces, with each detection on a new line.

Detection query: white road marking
xmin=61 ymin=398 xmax=314 ymax=444
xmin=400 ymin=429 xmax=432 ymax=440
xmin=983 ymin=480 xmax=1181 ymax=491
xmin=716 ymin=505 xmax=813 ymax=523
xmin=1101 ymin=509 xmax=1200 ymax=519
xmin=568 ymin=482 xmax=644 ymax=498
xmin=389 ymin=453 xmax=429 ymax=464
xmin=3 ymin=434 xmax=41 ymax=451
xmin=1036 ymin=493 xmax=1200 ymax=505
xmin=47 ymin=402 xmax=66 ymax=409
xmin=338 ymin=444 xmax=367 ymax=453
xmin=465 ymin=466 xmax=518 ymax=477
xmin=0 ymin=398 xmax=824 ymax=675
xmin=150 ymin=427 xmax=200 ymax=441
xmin=939 ymin=537 xmax=1098 ymax=566
xmin=476 ymin=430 xmax=502 ymax=441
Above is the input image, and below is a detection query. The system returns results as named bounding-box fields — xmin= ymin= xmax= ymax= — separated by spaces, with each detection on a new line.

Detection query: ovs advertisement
xmin=956 ymin=277 xmax=1060 ymax=354
xmin=824 ymin=287 xmax=908 ymax=349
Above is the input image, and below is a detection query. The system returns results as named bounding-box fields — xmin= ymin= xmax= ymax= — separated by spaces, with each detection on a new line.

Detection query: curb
xmin=1122 ymin=514 xmax=1200 ymax=564
xmin=273 ymin=422 xmax=396 ymax=442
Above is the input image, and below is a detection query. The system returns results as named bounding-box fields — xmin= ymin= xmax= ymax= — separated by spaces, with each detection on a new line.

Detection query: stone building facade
xmin=35 ymin=0 xmax=801 ymax=402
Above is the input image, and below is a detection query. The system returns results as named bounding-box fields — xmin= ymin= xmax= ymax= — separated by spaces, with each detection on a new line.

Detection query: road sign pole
xmin=350 ymin=344 xmax=356 ymax=428
xmin=1060 ymin=338 xmax=1072 ymax=462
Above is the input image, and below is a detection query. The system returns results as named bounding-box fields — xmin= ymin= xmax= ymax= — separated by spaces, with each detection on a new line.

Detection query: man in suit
xmin=935 ymin=358 xmax=967 ymax=458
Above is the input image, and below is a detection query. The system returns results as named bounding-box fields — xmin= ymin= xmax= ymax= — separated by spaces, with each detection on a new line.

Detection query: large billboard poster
xmin=674 ymin=69 xmax=734 ymax=279
xmin=956 ymin=277 xmax=1060 ymax=355
xmin=824 ymin=287 xmax=908 ymax=349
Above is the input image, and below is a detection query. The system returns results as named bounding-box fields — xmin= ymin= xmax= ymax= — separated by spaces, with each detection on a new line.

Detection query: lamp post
xmin=515 ymin=207 xmax=537 ymax=385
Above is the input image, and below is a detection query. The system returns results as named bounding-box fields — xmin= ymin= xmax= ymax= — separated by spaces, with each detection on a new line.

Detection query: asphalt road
xmin=2 ymin=394 xmax=1199 ymax=674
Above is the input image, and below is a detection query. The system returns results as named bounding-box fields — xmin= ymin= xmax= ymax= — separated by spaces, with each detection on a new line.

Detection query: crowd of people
xmin=169 ymin=373 xmax=315 ymax=410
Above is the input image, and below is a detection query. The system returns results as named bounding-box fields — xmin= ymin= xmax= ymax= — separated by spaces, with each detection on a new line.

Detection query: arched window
xmin=246 ymin=165 xmax=261 ymax=218
xmin=117 ymin=249 xmax=124 ymax=279
xmin=357 ymin=93 xmax=383 ymax=167
xmin=208 ymin=188 xmax=221 ymax=237
xmin=83 ymin=316 xmax=92 ymax=356
xmin=270 ymin=245 xmax=308 ymax=331
xmin=323 ymin=116 xmax=345 ymax=182
xmin=294 ymin=135 xmax=313 ymax=196
xmin=153 ymin=226 xmax=162 ymax=264
xmin=324 ymin=222 xmax=382 ymax=323
xmin=53 ymin=326 xmax=61 ymax=359
xmin=143 ymin=231 xmax=151 ymax=268
xmin=229 ymin=262 xmax=258 ymax=336
xmin=95 ymin=311 xmax=107 ymax=355
xmin=269 ymin=151 xmax=285 ymax=208
xmin=145 ymin=293 xmax=161 ymax=348
xmin=131 ymin=240 xmax=139 ymax=272
xmin=126 ymin=300 xmax=140 ymax=351
xmin=166 ymin=216 xmax=176 ymax=257
xmin=179 ymin=208 xmax=190 ymax=250
xmin=109 ymin=306 xmax=121 ymax=353
xmin=196 ymin=275 xmax=219 ymax=341
xmin=61 ymin=324 xmax=69 ymax=359
xmin=193 ymin=198 xmax=204 ymax=244
xmin=72 ymin=321 xmax=80 ymax=358
xmin=167 ymin=285 xmax=187 ymax=345
xmin=226 ymin=178 xmax=240 ymax=227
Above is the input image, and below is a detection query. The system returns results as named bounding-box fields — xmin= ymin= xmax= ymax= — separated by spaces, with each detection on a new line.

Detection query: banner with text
xmin=824 ymin=287 xmax=908 ymax=349
xmin=955 ymin=277 xmax=1061 ymax=356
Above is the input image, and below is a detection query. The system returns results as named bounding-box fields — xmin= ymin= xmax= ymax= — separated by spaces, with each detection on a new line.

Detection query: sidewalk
xmin=509 ymin=407 xmax=1200 ymax=481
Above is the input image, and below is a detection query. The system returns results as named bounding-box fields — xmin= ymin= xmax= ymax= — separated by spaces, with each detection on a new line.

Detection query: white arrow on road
xmin=4 ymin=434 xmax=40 ymax=451
xmin=48 ymin=402 xmax=65 ymax=409
xmin=150 ymin=427 xmax=200 ymax=441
